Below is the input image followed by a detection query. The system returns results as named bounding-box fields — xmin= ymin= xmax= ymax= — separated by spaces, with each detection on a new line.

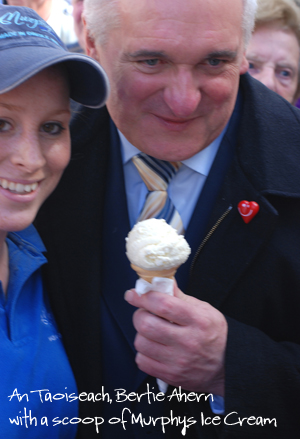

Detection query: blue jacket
xmin=0 ymin=225 xmax=78 ymax=438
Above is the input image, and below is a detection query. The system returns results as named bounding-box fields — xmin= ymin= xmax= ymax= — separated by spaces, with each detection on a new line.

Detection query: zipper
xmin=189 ymin=205 xmax=233 ymax=274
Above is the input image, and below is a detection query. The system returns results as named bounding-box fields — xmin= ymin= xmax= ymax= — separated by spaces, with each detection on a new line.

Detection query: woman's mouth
xmin=0 ymin=178 xmax=38 ymax=194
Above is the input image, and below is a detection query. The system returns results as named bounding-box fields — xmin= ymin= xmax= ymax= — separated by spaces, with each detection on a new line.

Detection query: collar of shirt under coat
xmin=119 ymin=125 xmax=228 ymax=229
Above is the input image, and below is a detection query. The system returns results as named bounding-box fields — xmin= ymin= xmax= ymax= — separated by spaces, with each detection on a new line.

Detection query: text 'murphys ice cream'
xmin=126 ymin=218 xmax=191 ymax=282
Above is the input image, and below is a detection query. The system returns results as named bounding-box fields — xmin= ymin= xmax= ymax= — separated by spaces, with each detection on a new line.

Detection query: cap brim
xmin=0 ymin=45 xmax=109 ymax=108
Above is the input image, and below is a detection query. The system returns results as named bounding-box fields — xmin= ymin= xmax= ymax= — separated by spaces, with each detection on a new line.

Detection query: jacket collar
xmin=237 ymin=74 xmax=300 ymax=198
xmin=186 ymin=75 xmax=300 ymax=307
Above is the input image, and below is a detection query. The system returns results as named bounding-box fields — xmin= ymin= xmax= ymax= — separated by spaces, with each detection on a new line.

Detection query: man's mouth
xmin=0 ymin=178 xmax=38 ymax=194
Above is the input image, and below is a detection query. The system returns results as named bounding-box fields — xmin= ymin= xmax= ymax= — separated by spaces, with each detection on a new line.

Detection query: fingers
xmin=135 ymin=352 xmax=176 ymax=384
xmin=133 ymin=307 xmax=180 ymax=345
xmin=124 ymin=286 xmax=227 ymax=395
xmin=125 ymin=288 xmax=196 ymax=326
xmin=134 ymin=331 xmax=173 ymax=362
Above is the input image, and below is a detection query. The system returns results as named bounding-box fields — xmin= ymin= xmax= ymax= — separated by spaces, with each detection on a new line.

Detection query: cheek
xmin=203 ymin=75 xmax=239 ymax=107
xmin=47 ymin=142 xmax=71 ymax=179
xmin=291 ymin=76 xmax=299 ymax=94
xmin=113 ymin=70 xmax=163 ymax=110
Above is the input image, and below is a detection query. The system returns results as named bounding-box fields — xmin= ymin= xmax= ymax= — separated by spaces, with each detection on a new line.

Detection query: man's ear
xmin=83 ymin=17 xmax=100 ymax=61
xmin=240 ymin=51 xmax=249 ymax=75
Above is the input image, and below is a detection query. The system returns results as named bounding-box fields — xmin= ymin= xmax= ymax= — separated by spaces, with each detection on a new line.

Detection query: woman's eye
xmin=0 ymin=120 xmax=11 ymax=132
xmin=248 ymin=62 xmax=254 ymax=69
xmin=280 ymin=70 xmax=290 ymax=78
xmin=42 ymin=122 xmax=65 ymax=135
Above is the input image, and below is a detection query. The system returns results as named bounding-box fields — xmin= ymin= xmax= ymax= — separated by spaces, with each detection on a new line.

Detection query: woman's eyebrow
xmin=0 ymin=102 xmax=23 ymax=111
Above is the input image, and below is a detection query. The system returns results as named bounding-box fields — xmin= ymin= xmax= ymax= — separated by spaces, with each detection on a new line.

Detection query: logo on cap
xmin=0 ymin=10 xmax=63 ymax=46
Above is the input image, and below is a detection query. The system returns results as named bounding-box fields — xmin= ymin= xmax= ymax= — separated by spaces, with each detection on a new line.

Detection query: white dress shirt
xmin=120 ymin=127 xmax=228 ymax=230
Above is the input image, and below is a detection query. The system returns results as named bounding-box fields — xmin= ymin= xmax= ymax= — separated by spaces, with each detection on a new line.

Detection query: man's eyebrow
xmin=126 ymin=50 xmax=168 ymax=59
xmin=207 ymin=50 xmax=238 ymax=59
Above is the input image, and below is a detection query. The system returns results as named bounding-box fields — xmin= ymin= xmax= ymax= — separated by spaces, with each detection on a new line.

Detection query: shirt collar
xmin=7 ymin=224 xmax=46 ymax=253
xmin=119 ymin=123 xmax=228 ymax=177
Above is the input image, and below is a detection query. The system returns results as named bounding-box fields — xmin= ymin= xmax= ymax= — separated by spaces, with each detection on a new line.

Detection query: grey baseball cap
xmin=0 ymin=4 xmax=109 ymax=108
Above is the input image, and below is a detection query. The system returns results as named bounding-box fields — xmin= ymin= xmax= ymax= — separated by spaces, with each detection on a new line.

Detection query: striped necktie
xmin=132 ymin=152 xmax=184 ymax=234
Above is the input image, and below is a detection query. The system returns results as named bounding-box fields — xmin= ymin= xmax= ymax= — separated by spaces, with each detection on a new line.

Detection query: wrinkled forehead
xmin=116 ymin=0 xmax=245 ymax=55
xmin=119 ymin=0 xmax=244 ymax=27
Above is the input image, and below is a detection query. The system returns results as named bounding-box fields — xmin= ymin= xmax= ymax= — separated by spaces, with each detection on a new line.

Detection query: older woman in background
xmin=246 ymin=0 xmax=300 ymax=104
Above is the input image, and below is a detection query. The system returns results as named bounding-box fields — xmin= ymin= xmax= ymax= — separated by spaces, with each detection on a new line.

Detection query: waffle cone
xmin=131 ymin=264 xmax=178 ymax=283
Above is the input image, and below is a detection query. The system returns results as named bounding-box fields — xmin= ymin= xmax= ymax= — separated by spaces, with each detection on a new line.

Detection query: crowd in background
xmin=0 ymin=0 xmax=85 ymax=51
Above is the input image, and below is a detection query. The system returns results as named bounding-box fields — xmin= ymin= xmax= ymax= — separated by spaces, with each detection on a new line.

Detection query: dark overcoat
xmin=36 ymin=74 xmax=300 ymax=438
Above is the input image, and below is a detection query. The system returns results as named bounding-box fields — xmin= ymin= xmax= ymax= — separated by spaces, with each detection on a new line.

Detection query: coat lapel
xmin=101 ymin=122 xmax=139 ymax=351
xmin=186 ymin=145 xmax=278 ymax=309
xmin=185 ymin=74 xmax=300 ymax=308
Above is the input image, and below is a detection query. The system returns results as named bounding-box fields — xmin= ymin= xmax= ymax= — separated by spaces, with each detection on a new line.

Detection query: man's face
xmin=246 ymin=23 xmax=300 ymax=104
xmin=87 ymin=0 xmax=248 ymax=161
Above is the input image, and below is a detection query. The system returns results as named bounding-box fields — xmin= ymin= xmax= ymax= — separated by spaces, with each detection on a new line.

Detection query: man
xmin=36 ymin=0 xmax=300 ymax=437
xmin=246 ymin=0 xmax=300 ymax=104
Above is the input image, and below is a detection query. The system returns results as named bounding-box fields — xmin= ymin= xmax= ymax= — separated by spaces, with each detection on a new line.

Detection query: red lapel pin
xmin=238 ymin=200 xmax=260 ymax=224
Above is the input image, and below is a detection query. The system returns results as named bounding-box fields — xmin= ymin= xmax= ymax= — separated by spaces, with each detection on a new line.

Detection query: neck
xmin=33 ymin=0 xmax=53 ymax=21
xmin=0 ymin=233 xmax=9 ymax=296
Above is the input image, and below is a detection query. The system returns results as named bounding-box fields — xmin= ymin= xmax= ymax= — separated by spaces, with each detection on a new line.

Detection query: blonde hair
xmin=255 ymin=0 xmax=300 ymax=44
xmin=254 ymin=0 xmax=300 ymax=101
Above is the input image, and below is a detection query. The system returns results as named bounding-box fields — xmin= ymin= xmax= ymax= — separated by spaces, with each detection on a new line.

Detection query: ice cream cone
xmin=131 ymin=264 xmax=178 ymax=283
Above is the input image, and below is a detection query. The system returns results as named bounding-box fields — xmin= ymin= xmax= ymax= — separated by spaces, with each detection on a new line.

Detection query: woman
xmin=0 ymin=4 xmax=108 ymax=437
xmin=246 ymin=0 xmax=300 ymax=104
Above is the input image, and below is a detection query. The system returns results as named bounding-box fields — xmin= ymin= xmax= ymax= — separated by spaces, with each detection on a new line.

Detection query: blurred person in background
xmin=71 ymin=0 xmax=85 ymax=52
xmin=3 ymin=0 xmax=78 ymax=46
xmin=246 ymin=0 xmax=300 ymax=104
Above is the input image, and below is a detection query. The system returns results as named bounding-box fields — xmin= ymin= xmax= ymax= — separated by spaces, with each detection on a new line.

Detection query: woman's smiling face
xmin=0 ymin=66 xmax=71 ymax=234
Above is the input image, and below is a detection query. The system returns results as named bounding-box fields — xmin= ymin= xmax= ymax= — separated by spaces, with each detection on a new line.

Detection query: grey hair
xmin=84 ymin=0 xmax=121 ymax=47
xmin=243 ymin=0 xmax=258 ymax=46
xmin=84 ymin=0 xmax=257 ymax=48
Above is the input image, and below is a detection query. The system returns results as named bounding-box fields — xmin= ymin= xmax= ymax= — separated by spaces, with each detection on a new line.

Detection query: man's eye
xmin=208 ymin=58 xmax=221 ymax=67
xmin=143 ymin=59 xmax=159 ymax=66
xmin=248 ymin=62 xmax=255 ymax=69
xmin=42 ymin=122 xmax=65 ymax=135
xmin=0 ymin=120 xmax=11 ymax=132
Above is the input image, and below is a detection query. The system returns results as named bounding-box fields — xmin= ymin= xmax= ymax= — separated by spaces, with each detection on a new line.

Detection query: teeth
xmin=0 ymin=178 xmax=38 ymax=194
xmin=16 ymin=183 xmax=24 ymax=193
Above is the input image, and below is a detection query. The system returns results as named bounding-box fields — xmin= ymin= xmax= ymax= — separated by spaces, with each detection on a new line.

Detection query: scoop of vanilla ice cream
xmin=126 ymin=219 xmax=191 ymax=270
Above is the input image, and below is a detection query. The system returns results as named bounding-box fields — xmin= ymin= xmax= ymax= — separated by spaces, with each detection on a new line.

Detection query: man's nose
xmin=10 ymin=134 xmax=46 ymax=173
xmin=163 ymin=69 xmax=201 ymax=117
